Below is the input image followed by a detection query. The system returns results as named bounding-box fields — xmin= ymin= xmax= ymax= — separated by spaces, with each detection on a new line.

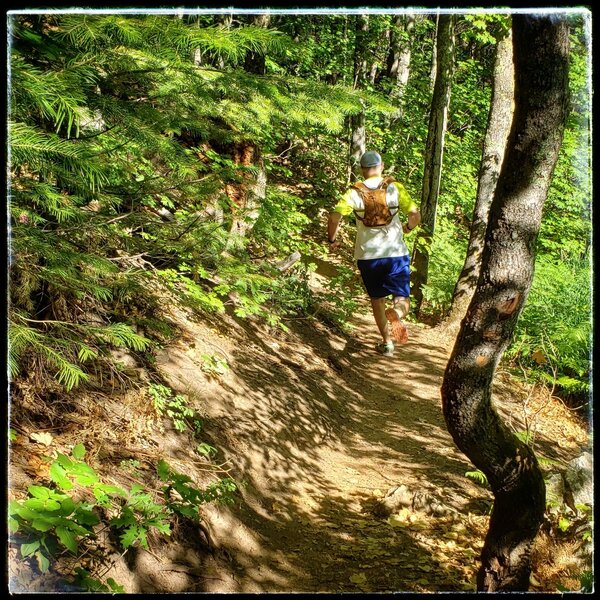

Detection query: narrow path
xmin=153 ymin=288 xmax=492 ymax=592
xmin=8 ymin=260 xmax=588 ymax=593
xmin=130 ymin=258 xmax=586 ymax=593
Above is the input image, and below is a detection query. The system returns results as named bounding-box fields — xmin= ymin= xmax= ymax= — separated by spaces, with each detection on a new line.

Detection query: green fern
xmin=9 ymin=323 xmax=89 ymax=390
xmin=465 ymin=469 xmax=489 ymax=487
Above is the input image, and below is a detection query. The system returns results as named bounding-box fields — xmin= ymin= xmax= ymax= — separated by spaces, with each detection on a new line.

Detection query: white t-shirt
xmin=334 ymin=176 xmax=417 ymax=260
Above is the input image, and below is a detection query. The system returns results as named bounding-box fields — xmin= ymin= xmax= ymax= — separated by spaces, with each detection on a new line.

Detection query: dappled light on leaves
xmin=8 ymin=7 xmax=591 ymax=595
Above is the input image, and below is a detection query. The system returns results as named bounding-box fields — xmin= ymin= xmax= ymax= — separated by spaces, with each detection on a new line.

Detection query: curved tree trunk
xmin=441 ymin=15 xmax=570 ymax=592
xmin=444 ymin=30 xmax=514 ymax=332
xmin=411 ymin=14 xmax=455 ymax=313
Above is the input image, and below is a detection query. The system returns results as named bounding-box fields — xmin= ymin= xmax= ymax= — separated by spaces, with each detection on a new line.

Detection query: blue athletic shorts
xmin=357 ymin=255 xmax=411 ymax=299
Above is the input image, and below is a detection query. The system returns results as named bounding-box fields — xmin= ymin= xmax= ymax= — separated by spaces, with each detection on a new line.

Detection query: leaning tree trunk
xmin=411 ymin=14 xmax=455 ymax=313
xmin=444 ymin=30 xmax=514 ymax=332
xmin=441 ymin=14 xmax=569 ymax=592
xmin=349 ymin=14 xmax=369 ymax=183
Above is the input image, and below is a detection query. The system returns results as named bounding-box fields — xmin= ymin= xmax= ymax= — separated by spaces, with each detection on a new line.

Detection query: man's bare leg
xmin=392 ymin=296 xmax=409 ymax=319
xmin=370 ymin=297 xmax=393 ymax=344
xmin=386 ymin=296 xmax=409 ymax=343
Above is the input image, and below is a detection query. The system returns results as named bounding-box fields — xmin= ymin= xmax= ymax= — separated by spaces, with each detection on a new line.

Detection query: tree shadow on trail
xmin=164 ymin=301 xmax=490 ymax=592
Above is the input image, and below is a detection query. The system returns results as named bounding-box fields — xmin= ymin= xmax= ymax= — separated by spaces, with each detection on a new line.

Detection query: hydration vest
xmin=351 ymin=177 xmax=398 ymax=227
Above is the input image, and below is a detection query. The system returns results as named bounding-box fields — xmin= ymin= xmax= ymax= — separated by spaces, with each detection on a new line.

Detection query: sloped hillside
xmin=8 ymin=260 xmax=590 ymax=593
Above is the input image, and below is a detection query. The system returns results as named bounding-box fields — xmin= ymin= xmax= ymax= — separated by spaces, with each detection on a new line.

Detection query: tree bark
xmin=225 ymin=141 xmax=266 ymax=245
xmin=441 ymin=14 xmax=570 ymax=592
xmin=444 ymin=30 xmax=514 ymax=332
xmin=411 ymin=14 xmax=455 ymax=313
xmin=244 ymin=14 xmax=270 ymax=75
xmin=387 ymin=14 xmax=414 ymax=102
xmin=349 ymin=15 xmax=369 ymax=182
xmin=429 ymin=13 xmax=439 ymax=91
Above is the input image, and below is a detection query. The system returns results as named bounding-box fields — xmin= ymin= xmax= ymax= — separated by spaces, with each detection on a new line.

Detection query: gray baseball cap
xmin=360 ymin=151 xmax=382 ymax=168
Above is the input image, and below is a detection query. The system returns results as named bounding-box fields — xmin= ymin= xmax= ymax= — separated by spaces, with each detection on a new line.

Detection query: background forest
xmin=7 ymin=9 xmax=592 ymax=594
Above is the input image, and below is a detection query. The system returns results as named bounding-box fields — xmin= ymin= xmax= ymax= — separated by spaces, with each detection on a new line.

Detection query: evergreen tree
xmin=8 ymin=12 xmax=394 ymax=390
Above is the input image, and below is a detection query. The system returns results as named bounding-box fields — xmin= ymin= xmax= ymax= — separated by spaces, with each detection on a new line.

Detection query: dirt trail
xmin=8 ymin=256 xmax=588 ymax=593
xmin=122 ymin=258 xmax=586 ymax=593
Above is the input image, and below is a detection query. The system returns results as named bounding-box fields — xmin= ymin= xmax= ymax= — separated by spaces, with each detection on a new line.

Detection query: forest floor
xmin=8 ymin=253 xmax=591 ymax=594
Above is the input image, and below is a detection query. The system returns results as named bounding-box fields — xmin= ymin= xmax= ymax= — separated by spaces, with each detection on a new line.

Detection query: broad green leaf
xmin=171 ymin=504 xmax=197 ymax=519
xmin=72 ymin=443 xmax=86 ymax=460
xmin=68 ymin=462 xmax=98 ymax=477
xmin=27 ymin=485 xmax=51 ymax=500
xmin=157 ymin=459 xmax=170 ymax=481
xmin=61 ymin=520 xmax=91 ymax=536
xmin=10 ymin=503 xmax=39 ymax=521
xmin=58 ymin=497 xmax=76 ymax=516
xmin=49 ymin=462 xmax=73 ymax=490
xmin=20 ymin=541 xmax=40 ymax=557
xmin=120 ymin=526 xmax=139 ymax=548
xmin=35 ymin=550 xmax=50 ymax=572
xmin=94 ymin=483 xmax=128 ymax=497
xmin=56 ymin=525 xmax=78 ymax=553
xmin=74 ymin=473 xmax=100 ymax=486
xmin=55 ymin=454 xmax=74 ymax=469
xmin=31 ymin=517 xmax=58 ymax=531
xmin=8 ymin=500 xmax=22 ymax=516
xmin=107 ymin=578 xmax=125 ymax=593
xmin=137 ymin=527 xmax=148 ymax=549
xmin=152 ymin=521 xmax=172 ymax=535
xmin=8 ymin=516 xmax=19 ymax=533
xmin=24 ymin=498 xmax=61 ymax=512
xmin=74 ymin=508 xmax=100 ymax=526
xmin=93 ymin=488 xmax=110 ymax=506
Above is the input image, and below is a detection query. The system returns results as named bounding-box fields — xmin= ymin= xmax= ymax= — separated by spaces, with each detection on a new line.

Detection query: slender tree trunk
xmin=444 ymin=30 xmax=514 ymax=332
xmin=411 ymin=14 xmax=455 ymax=313
xmin=244 ymin=14 xmax=270 ymax=75
xmin=387 ymin=14 xmax=414 ymax=102
xmin=225 ymin=141 xmax=266 ymax=245
xmin=429 ymin=13 xmax=439 ymax=91
xmin=349 ymin=15 xmax=369 ymax=182
xmin=441 ymin=15 xmax=569 ymax=592
xmin=349 ymin=110 xmax=366 ymax=182
xmin=193 ymin=16 xmax=203 ymax=66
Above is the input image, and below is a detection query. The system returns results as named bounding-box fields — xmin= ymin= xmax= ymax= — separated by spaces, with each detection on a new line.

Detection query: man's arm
xmin=405 ymin=209 xmax=421 ymax=232
xmin=394 ymin=182 xmax=420 ymax=233
xmin=327 ymin=211 xmax=342 ymax=249
xmin=328 ymin=189 xmax=354 ymax=248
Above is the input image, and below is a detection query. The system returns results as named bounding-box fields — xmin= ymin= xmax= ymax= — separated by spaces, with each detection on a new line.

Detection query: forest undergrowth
xmin=7 ymin=9 xmax=591 ymax=594
xmin=8 ymin=262 xmax=592 ymax=593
